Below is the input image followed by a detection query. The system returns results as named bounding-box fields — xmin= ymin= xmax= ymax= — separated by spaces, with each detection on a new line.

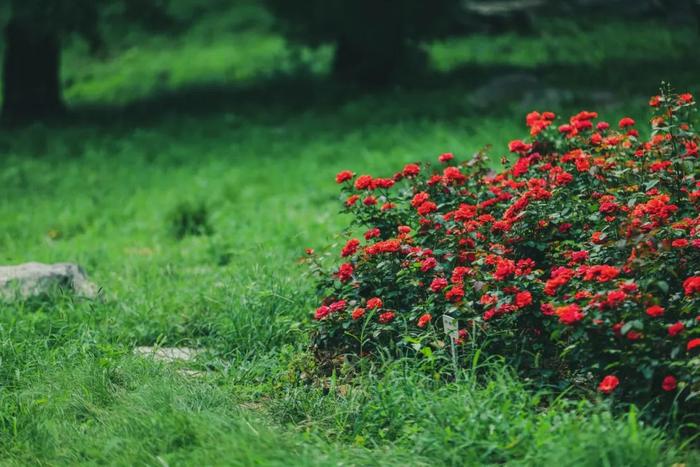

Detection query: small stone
xmin=0 ymin=262 xmax=99 ymax=301
xmin=134 ymin=346 xmax=203 ymax=364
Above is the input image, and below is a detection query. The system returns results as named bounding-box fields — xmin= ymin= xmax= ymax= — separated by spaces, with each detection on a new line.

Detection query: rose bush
xmin=308 ymin=89 xmax=700 ymax=411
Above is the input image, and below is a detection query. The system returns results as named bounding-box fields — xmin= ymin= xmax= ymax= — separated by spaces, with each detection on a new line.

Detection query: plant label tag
xmin=442 ymin=315 xmax=459 ymax=341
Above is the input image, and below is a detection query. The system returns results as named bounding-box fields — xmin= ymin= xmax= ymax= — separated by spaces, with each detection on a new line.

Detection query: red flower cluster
xmin=313 ymin=89 xmax=700 ymax=411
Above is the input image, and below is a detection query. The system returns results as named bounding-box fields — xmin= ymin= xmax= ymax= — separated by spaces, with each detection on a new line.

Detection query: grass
xmin=1 ymin=2 xmax=700 ymax=465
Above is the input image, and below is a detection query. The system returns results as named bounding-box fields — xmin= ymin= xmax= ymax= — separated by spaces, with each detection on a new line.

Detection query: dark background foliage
xmin=0 ymin=0 xmax=698 ymax=122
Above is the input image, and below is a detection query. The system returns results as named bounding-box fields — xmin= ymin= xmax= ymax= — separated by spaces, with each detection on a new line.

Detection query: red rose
xmin=374 ymin=178 xmax=395 ymax=189
xmin=645 ymin=305 xmax=664 ymax=318
xmin=403 ymin=163 xmax=420 ymax=177
xmin=661 ymin=375 xmax=677 ymax=392
xmin=420 ymin=257 xmax=437 ymax=272
xmin=541 ymin=303 xmax=556 ymax=316
xmin=599 ymin=202 xmax=618 ymax=214
xmin=366 ymin=297 xmax=383 ymax=310
xmin=314 ymin=306 xmax=330 ymax=320
xmin=618 ymin=117 xmax=635 ymax=128
xmin=329 ymin=300 xmax=346 ymax=312
xmin=626 ymin=330 xmax=642 ymax=341
xmin=544 ymin=267 xmax=575 ymax=295
xmin=337 ymin=263 xmax=354 ymax=282
xmin=443 ymin=166 xmax=466 ymax=184
xmin=668 ymin=322 xmax=685 ymax=337
xmin=480 ymin=293 xmax=497 ymax=305
xmin=612 ymin=322 xmax=623 ymax=336
xmin=376 ymin=177 xmax=396 ymax=188
xmin=335 ymin=170 xmax=354 ymax=183
xmin=341 ymin=238 xmax=360 ymax=257
xmin=417 ymin=201 xmax=437 ymax=216
xmin=573 ymin=119 xmax=592 ymax=131
xmin=445 ymin=287 xmax=465 ymax=303
xmin=686 ymin=141 xmax=698 ymax=157
xmin=438 ymin=152 xmax=454 ymax=163
xmin=516 ymin=258 xmax=535 ymax=276
xmin=508 ymin=139 xmax=532 ymax=154
xmin=493 ymin=258 xmax=516 ymax=281
xmin=366 ymin=239 xmax=401 ymax=255
xmin=430 ymin=277 xmax=448 ymax=292
xmin=354 ymin=175 xmax=373 ymax=190
xmin=364 ymin=228 xmax=380 ymax=240
xmin=557 ymin=123 xmax=572 ymax=132
xmin=556 ymin=304 xmax=584 ymax=325
xmin=688 ymin=338 xmax=700 ymax=352
xmin=574 ymin=290 xmax=591 ymax=300
xmin=417 ymin=313 xmax=432 ymax=328
xmin=598 ymin=375 xmax=619 ymax=394
xmin=411 ymin=193 xmax=429 ymax=208
xmin=345 ymin=195 xmax=360 ymax=207
xmin=570 ymin=250 xmax=589 ymax=263
xmin=683 ymin=276 xmax=700 ymax=295
xmin=515 ymin=291 xmax=533 ymax=308
xmin=583 ymin=265 xmax=619 ymax=282
xmin=351 ymin=307 xmax=365 ymax=320
xmin=672 ymin=239 xmax=688 ymax=248
xmin=557 ymin=222 xmax=573 ymax=233
xmin=363 ymin=195 xmax=377 ymax=206
xmin=378 ymin=311 xmax=396 ymax=324
xmin=555 ymin=172 xmax=574 ymax=185
xmin=427 ymin=175 xmax=442 ymax=185
xmin=605 ymin=290 xmax=627 ymax=307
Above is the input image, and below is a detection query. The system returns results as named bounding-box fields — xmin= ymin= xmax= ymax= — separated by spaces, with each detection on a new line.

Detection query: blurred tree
xmin=265 ymin=0 xmax=465 ymax=85
xmin=269 ymin=0 xmax=700 ymax=86
xmin=1 ymin=0 xmax=173 ymax=122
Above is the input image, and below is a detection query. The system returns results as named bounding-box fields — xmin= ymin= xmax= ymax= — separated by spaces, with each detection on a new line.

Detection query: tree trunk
xmin=333 ymin=34 xmax=416 ymax=86
xmin=331 ymin=1 xmax=411 ymax=86
xmin=2 ymin=17 xmax=63 ymax=122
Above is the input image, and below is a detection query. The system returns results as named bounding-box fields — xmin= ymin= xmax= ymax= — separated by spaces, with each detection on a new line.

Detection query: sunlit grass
xmin=429 ymin=18 xmax=698 ymax=71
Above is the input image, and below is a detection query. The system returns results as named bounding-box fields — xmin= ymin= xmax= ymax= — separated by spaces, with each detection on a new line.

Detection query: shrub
xmin=308 ymin=88 xmax=700 ymax=414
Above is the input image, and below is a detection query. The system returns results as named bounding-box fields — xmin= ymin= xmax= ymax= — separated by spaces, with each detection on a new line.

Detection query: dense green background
xmin=1 ymin=1 xmax=699 ymax=465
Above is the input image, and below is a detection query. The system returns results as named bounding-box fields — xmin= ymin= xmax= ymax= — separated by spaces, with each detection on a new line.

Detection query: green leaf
xmin=656 ymin=281 xmax=669 ymax=294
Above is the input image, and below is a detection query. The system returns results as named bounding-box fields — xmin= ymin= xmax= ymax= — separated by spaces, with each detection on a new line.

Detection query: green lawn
xmin=1 ymin=4 xmax=699 ymax=465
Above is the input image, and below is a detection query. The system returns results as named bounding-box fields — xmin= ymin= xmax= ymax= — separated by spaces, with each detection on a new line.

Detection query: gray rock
xmin=134 ymin=346 xmax=202 ymax=363
xmin=518 ymin=87 xmax=575 ymax=110
xmin=471 ymin=73 xmax=540 ymax=108
xmin=0 ymin=262 xmax=99 ymax=300
xmin=518 ymin=88 xmax=620 ymax=112
xmin=134 ymin=347 xmax=207 ymax=378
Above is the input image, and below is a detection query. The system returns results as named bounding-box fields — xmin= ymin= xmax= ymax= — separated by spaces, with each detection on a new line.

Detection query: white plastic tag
xmin=442 ymin=314 xmax=459 ymax=341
